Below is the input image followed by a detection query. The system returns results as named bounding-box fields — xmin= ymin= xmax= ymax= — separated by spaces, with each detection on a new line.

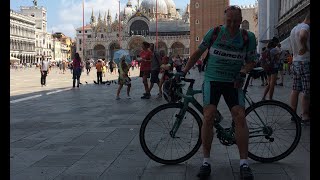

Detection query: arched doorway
xmin=171 ymin=42 xmax=185 ymax=57
xmin=130 ymin=20 xmax=149 ymax=36
xmin=128 ymin=36 xmax=144 ymax=58
xmin=93 ymin=44 xmax=106 ymax=60
xmin=109 ymin=42 xmax=120 ymax=60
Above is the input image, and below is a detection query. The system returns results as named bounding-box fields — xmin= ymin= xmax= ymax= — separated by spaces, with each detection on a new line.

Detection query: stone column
xmin=258 ymin=0 xmax=268 ymax=53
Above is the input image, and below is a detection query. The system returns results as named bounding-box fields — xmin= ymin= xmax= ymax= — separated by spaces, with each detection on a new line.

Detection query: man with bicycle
xmin=180 ymin=5 xmax=257 ymax=179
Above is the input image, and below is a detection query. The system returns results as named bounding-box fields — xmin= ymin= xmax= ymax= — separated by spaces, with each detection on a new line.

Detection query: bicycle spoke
xmin=247 ymin=101 xmax=301 ymax=162
xmin=141 ymin=105 xmax=201 ymax=163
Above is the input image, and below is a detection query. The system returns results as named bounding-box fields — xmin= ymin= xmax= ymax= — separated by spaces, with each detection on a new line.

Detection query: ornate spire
xmin=115 ymin=13 xmax=118 ymax=22
xmin=90 ymin=8 xmax=96 ymax=25
xmin=186 ymin=4 xmax=190 ymax=14
xmin=98 ymin=11 xmax=101 ymax=21
xmin=107 ymin=9 xmax=111 ymax=19
xmin=104 ymin=11 xmax=107 ymax=23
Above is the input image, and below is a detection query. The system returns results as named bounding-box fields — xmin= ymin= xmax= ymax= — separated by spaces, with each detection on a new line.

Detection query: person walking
xmin=149 ymin=43 xmax=162 ymax=98
xmin=116 ymin=57 xmax=132 ymax=100
xmin=85 ymin=59 xmax=91 ymax=75
xmin=95 ymin=59 xmax=103 ymax=84
xmin=139 ymin=41 xmax=152 ymax=99
xmin=40 ymin=55 xmax=49 ymax=87
xmin=180 ymin=5 xmax=257 ymax=179
xmin=261 ymin=38 xmax=280 ymax=100
xmin=289 ymin=12 xmax=310 ymax=125
xmin=72 ymin=52 xmax=83 ymax=88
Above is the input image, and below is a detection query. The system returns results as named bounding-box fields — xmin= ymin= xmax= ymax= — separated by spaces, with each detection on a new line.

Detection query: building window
xmin=195 ymin=2 xmax=200 ymax=8
xmin=79 ymin=31 xmax=81 ymax=33
xmin=79 ymin=39 xmax=82 ymax=44
xmin=79 ymin=48 xmax=82 ymax=51
xmin=85 ymin=30 xmax=87 ymax=33
xmin=101 ymin=34 xmax=104 ymax=38
xmin=87 ymin=35 xmax=91 ymax=38
xmin=196 ymin=19 xmax=199 ymax=24
xmin=196 ymin=37 xmax=199 ymax=41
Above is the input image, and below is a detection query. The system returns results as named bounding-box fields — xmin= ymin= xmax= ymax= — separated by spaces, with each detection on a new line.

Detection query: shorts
xmin=150 ymin=70 xmax=160 ymax=83
xmin=202 ymin=81 xmax=245 ymax=109
xmin=292 ymin=61 xmax=310 ymax=95
xmin=140 ymin=70 xmax=151 ymax=78
xmin=119 ymin=76 xmax=131 ymax=86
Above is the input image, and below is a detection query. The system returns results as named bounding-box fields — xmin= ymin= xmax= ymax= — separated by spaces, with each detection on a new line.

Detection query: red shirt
xmin=139 ymin=50 xmax=152 ymax=71
xmin=72 ymin=58 xmax=81 ymax=69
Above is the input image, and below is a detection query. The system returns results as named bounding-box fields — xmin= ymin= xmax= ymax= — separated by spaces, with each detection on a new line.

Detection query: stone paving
xmin=10 ymin=67 xmax=310 ymax=180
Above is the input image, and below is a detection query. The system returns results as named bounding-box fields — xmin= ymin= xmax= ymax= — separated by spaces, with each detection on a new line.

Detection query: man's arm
xmin=183 ymin=49 xmax=206 ymax=74
xmin=240 ymin=61 xmax=256 ymax=74
xmin=299 ymin=29 xmax=309 ymax=55
xmin=240 ymin=32 xmax=257 ymax=74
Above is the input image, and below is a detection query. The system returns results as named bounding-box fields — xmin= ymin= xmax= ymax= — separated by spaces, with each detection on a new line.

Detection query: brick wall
xmin=190 ymin=0 xmax=229 ymax=58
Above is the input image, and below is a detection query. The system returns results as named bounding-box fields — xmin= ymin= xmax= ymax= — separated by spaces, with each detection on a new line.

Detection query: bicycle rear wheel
xmin=246 ymin=100 xmax=301 ymax=163
xmin=139 ymin=103 xmax=202 ymax=165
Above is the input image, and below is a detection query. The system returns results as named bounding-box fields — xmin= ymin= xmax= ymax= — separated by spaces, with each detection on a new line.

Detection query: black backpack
xmin=202 ymin=25 xmax=249 ymax=71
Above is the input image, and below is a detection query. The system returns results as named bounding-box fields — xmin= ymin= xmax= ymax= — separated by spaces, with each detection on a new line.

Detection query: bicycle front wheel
xmin=246 ymin=100 xmax=301 ymax=163
xmin=139 ymin=103 xmax=202 ymax=165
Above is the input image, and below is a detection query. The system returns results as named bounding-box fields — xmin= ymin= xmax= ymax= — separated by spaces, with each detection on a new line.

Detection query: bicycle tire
xmin=139 ymin=103 xmax=202 ymax=165
xmin=246 ymin=100 xmax=301 ymax=163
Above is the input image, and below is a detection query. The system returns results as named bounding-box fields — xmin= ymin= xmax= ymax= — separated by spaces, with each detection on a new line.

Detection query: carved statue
xmin=33 ymin=0 xmax=37 ymax=6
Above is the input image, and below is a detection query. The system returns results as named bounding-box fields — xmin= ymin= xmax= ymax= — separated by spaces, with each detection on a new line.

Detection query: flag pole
xmin=118 ymin=0 xmax=121 ymax=49
xmin=156 ymin=0 xmax=158 ymax=50
xmin=82 ymin=0 xmax=85 ymax=59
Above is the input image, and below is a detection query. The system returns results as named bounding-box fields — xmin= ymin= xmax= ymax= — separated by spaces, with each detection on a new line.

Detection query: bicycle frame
xmin=170 ymin=67 xmax=270 ymax=140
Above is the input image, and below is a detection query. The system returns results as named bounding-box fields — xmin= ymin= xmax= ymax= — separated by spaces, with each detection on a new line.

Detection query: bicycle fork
xmin=169 ymin=104 xmax=188 ymax=138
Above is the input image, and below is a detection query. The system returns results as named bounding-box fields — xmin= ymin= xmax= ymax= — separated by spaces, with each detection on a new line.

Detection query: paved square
xmin=10 ymin=67 xmax=310 ymax=180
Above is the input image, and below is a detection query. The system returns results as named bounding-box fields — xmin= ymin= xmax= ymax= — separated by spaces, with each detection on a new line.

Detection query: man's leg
xmin=231 ymin=105 xmax=249 ymax=160
xmin=96 ymin=72 xmax=99 ymax=84
xmin=116 ymin=84 xmax=123 ymax=98
xmin=300 ymin=64 xmax=310 ymax=121
xmin=142 ymin=74 xmax=150 ymax=97
xmin=41 ymin=73 xmax=44 ymax=85
xmin=268 ymin=73 xmax=277 ymax=100
xmin=290 ymin=90 xmax=300 ymax=113
xmin=43 ymin=71 xmax=47 ymax=85
xmin=262 ymin=75 xmax=271 ymax=100
xmin=202 ymin=105 xmax=217 ymax=158
xmin=224 ymin=84 xmax=253 ymax=179
xmin=301 ymin=93 xmax=310 ymax=120
xmin=127 ymin=84 xmax=131 ymax=96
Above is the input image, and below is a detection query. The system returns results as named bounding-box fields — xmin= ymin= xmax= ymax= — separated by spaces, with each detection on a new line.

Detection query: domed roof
xmin=164 ymin=0 xmax=176 ymax=15
xmin=141 ymin=0 xmax=168 ymax=15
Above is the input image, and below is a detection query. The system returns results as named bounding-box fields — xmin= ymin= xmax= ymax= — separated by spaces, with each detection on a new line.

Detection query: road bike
xmin=139 ymin=67 xmax=301 ymax=165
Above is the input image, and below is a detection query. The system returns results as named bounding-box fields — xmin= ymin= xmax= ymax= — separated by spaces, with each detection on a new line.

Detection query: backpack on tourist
xmin=260 ymin=49 xmax=273 ymax=72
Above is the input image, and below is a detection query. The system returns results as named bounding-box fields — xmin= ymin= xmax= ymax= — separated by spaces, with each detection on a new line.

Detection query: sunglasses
xmin=224 ymin=5 xmax=241 ymax=14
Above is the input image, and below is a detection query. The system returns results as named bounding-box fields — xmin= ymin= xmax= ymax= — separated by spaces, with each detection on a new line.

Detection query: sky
xmin=10 ymin=0 xmax=257 ymax=39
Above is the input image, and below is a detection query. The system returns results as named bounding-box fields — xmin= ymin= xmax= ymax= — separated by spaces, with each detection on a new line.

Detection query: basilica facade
xmin=75 ymin=0 xmax=191 ymax=61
